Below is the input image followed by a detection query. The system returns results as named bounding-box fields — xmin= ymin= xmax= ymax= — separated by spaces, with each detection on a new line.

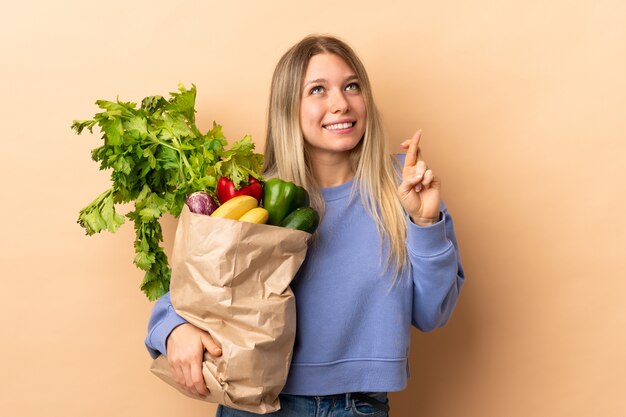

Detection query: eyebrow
xmin=303 ymin=75 xmax=359 ymax=88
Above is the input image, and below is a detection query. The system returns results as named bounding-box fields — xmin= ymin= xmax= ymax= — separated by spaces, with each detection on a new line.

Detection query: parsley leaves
xmin=72 ymin=84 xmax=263 ymax=300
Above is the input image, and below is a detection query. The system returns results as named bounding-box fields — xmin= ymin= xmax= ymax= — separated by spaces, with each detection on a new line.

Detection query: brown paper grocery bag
xmin=150 ymin=205 xmax=310 ymax=414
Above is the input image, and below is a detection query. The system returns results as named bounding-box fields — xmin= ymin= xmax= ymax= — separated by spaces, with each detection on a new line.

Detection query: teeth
xmin=325 ymin=122 xmax=353 ymax=130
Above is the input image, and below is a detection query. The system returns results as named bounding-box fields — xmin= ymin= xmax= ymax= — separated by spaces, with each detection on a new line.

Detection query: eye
xmin=309 ymin=85 xmax=325 ymax=95
xmin=345 ymin=82 xmax=360 ymax=91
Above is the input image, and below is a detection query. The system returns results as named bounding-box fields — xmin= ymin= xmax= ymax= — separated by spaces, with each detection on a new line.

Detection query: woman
xmin=146 ymin=34 xmax=464 ymax=416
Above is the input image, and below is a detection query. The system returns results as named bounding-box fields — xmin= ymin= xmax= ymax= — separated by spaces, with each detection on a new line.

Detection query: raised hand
xmin=397 ymin=130 xmax=442 ymax=226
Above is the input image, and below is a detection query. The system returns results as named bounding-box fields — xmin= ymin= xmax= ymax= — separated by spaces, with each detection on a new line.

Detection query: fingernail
xmin=415 ymin=184 xmax=422 ymax=192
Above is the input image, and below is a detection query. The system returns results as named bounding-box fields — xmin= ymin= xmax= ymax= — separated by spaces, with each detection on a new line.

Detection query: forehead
xmin=304 ymin=53 xmax=355 ymax=80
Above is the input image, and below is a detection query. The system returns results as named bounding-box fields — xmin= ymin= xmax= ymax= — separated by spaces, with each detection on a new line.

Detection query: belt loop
xmin=345 ymin=393 xmax=351 ymax=409
xmin=351 ymin=392 xmax=390 ymax=412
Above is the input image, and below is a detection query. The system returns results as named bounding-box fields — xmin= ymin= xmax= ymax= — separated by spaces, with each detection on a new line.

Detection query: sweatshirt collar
xmin=321 ymin=178 xmax=355 ymax=201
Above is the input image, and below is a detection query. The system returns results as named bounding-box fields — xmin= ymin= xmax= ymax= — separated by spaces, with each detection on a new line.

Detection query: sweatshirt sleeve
xmin=407 ymin=201 xmax=465 ymax=332
xmin=145 ymin=292 xmax=188 ymax=358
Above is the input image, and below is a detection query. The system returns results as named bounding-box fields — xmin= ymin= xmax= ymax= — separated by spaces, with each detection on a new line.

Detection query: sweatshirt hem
xmin=281 ymin=358 xmax=408 ymax=396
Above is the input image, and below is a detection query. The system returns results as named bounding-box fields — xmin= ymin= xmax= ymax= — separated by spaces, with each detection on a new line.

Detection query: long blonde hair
xmin=263 ymin=34 xmax=409 ymax=278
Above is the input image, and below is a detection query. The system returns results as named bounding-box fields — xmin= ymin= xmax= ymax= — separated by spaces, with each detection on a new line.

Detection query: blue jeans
xmin=216 ymin=392 xmax=389 ymax=417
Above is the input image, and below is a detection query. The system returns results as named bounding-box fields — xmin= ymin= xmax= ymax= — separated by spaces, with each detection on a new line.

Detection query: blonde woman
xmin=146 ymin=35 xmax=465 ymax=416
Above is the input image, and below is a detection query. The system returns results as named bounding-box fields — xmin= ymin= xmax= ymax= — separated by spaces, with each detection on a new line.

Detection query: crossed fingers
xmin=401 ymin=130 xmax=434 ymax=192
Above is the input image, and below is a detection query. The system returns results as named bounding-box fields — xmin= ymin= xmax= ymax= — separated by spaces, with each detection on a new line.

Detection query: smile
xmin=324 ymin=122 xmax=355 ymax=130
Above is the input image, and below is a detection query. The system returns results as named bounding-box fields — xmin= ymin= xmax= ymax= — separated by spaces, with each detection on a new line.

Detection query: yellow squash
xmin=238 ymin=207 xmax=269 ymax=224
xmin=210 ymin=195 xmax=258 ymax=219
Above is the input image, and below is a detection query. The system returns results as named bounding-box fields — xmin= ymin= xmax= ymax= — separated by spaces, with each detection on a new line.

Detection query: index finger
xmin=404 ymin=130 xmax=422 ymax=167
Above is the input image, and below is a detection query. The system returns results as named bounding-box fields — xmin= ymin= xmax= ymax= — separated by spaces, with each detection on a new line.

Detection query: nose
xmin=329 ymin=90 xmax=349 ymax=113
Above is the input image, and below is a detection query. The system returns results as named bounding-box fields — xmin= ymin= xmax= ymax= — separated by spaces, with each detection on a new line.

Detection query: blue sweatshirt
xmin=145 ymin=162 xmax=464 ymax=395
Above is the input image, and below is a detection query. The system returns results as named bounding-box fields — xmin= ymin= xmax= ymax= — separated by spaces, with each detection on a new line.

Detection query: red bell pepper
xmin=216 ymin=176 xmax=263 ymax=204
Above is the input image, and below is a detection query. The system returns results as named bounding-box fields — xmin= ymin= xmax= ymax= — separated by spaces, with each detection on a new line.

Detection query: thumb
xmin=201 ymin=332 xmax=222 ymax=357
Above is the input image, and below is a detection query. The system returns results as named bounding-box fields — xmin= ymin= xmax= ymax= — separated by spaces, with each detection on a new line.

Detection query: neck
xmin=308 ymin=152 xmax=354 ymax=188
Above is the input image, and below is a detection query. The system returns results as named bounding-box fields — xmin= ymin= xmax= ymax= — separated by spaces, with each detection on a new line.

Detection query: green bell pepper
xmin=263 ymin=178 xmax=309 ymax=225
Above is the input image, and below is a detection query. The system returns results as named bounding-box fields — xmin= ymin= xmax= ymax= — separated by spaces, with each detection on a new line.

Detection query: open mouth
xmin=323 ymin=121 xmax=356 ymax=131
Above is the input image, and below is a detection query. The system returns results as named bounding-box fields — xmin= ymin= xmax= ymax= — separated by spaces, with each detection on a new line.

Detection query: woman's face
xmin=299 ymin=53 xmax=367 ymax=161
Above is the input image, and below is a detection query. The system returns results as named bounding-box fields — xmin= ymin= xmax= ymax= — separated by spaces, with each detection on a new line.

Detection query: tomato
xmin=216 ymin=176 xmax=263 ymax=204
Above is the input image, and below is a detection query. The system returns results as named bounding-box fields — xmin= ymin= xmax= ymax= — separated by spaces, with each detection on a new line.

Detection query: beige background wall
xmin=1 ymin=1 xmax=625 ymax=416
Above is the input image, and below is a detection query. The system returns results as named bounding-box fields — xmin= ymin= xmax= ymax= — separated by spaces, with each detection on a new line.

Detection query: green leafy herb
xmin=72 ymin=84 xmax=263 ymax=300
xmin=211 ymin=135 xmax=264 ymax=189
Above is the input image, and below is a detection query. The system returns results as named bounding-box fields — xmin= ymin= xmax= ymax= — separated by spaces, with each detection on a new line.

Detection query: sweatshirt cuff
xmin=146 ymin=305 xmax=187 ymax=358
xmin=406 ymin=212 xmax=451 ymax=256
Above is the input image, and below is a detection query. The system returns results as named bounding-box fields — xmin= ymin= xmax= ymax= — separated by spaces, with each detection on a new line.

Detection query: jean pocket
xmin=350 ymin=392 xmax=389 ymax=416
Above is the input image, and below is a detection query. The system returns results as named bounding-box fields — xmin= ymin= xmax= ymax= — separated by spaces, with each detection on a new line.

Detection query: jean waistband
xmin=306 ymin=392 xmax=389 ymax=412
